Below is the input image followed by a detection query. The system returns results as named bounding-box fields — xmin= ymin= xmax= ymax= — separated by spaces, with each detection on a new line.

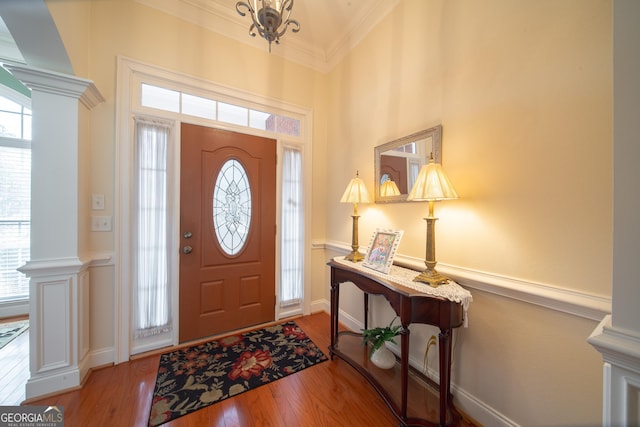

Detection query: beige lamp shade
xmin=340 ymin=172 xmax=372 ymax=204
xmin=380 ymin=180 xmax=401 ymax=197
xmin=406 ymin=157 xmax=458 ymax=286
xmin=407 ymin=159 xmax=458 ymax=201
xmin=340 ymin=171 xmax=371 ymax=262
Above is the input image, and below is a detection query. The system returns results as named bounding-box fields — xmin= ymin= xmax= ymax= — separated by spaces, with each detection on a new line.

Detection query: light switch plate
xmin=92 ymin=194 xmax=105 ymax=210
xmin=91 ymin=215 xmax=112 ymax=232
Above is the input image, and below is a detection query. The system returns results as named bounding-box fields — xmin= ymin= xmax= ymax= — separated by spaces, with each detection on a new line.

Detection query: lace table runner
xmin=333 ymin=256 xmax=473 ymax=326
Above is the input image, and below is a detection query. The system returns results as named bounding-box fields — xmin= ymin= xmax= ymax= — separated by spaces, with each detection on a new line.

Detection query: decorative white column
xmin=588 ymin=1 xmax=640 ymax=426
xmin=589 ymin=319 xmax=640 ymax=426
xmin=6 ymin=64 xmax=104 ymax=399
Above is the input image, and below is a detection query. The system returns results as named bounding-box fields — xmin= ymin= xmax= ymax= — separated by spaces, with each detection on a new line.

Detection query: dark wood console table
xmin=328 ymin=258 xmax=471 ymax=427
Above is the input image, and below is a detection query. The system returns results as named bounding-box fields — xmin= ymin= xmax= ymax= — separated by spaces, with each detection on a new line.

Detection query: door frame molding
xmin=115 ymin=56 xmax=313 ymax=363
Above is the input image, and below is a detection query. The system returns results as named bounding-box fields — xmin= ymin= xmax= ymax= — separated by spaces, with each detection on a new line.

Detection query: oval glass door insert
xmin=213 ymin=159 xmax=252 ymax=255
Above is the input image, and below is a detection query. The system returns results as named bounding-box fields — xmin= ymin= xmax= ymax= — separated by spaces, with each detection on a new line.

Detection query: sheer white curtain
xmin=133 ymin=117 xmax=172 ymax=340
xmin=280 ymin=146 xmax=303 ymax=307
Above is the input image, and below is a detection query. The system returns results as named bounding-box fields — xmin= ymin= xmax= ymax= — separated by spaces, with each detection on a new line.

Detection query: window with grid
xmin=0 ymin=94 xmax=32 ymax=302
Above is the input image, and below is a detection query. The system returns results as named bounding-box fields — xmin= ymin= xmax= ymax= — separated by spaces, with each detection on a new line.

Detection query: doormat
xmin=0 ymin=319 xmax=29 ymax=350
xmin=148 ymin=320 xmax=328 ymax=426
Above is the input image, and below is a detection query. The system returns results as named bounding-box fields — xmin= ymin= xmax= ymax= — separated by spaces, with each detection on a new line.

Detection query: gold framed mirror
xmin=374 ymin=125 xmax=442 ymax=203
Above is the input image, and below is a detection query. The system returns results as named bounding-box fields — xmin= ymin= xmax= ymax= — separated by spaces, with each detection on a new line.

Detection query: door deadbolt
xmin=183 ymin=231 xmax=193 ymax=239
xmin=182 ymin=245 xmax=193 ymax=254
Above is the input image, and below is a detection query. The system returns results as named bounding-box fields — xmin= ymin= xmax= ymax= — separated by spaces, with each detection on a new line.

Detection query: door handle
xmin=182 ymin=245 xmax=193 ymax=254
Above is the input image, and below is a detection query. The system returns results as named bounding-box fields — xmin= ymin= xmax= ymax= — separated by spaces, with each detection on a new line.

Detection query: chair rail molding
xmin=322 ymin=239 xmax=611 ymax=321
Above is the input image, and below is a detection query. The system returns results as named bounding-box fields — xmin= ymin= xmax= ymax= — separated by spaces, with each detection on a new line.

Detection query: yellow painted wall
xmin=46 ymin=0 xmax=611 ymax=424
xmin=46 ymin=0 xmax=331 ymax=361
xmin=325 ymin=0 xmax=611 ymax=425
xmin=49 ymin=0 xmax=330 ymax=254
xmin=327 ymin=0 xmax=612 ymax=295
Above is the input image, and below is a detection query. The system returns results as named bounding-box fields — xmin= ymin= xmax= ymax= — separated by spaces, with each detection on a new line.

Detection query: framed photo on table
xmin=363 ymin=229 xmax=404 ymax=274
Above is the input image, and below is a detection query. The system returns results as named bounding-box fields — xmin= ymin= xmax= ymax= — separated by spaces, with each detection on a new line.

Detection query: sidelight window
xmin=132 ymin=117 xmax=172 ymax=343
xmin=280 ymin=146 xmax=303 ymax=307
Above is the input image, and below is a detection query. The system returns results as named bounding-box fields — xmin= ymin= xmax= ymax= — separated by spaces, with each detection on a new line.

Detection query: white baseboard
xmin=310 ymin=298 xmax=329 ymax=314
xmin=453 ymin=384 xmax=520 ymax=427
xmin=88 ymin=347 xmax=114 ymax=368
xmin=25 ymin=367 xmax=82 ymax=400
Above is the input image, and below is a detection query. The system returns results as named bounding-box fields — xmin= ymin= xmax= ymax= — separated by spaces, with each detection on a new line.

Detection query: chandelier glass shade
xmin=236 ymin=0 xmax=301 ymax=51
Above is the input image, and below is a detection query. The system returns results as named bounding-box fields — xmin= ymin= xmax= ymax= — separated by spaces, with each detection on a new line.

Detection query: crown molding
xmin=324 ymin=0 xmax=400 ymax=71
xmin=135 ymin=0 xmax=399 ymax=74
xmin=135 ymin=0 xmax=327 ymax=71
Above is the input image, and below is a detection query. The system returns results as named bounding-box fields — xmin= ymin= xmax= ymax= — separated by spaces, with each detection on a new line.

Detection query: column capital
xmin=4 ymin=63 xmax=104 ymax=108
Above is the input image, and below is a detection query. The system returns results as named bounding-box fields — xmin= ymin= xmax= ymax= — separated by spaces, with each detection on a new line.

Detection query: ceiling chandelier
xmin=236 ymin=0 xmax=301 ymax=52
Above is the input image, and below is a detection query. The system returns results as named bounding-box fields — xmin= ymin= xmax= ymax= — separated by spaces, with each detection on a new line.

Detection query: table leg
xmin=330 ymin=278 xmax=339 ymax=359
xmin=364 ymin=293 xmax=369 ymax=330
xmin=446 ymin=329 xmax=453 ymax=399
xmin=401 ymin=326 xmax=410 ymax=419
xmin=438 ymin=328 xmax=451 ymax=426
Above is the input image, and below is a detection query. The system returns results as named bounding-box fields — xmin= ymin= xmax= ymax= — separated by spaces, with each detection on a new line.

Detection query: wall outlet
xmin=91 ymin=215 xmax=112 ymax=232
xmin=92 ymin=194 xmax=105 ymax=210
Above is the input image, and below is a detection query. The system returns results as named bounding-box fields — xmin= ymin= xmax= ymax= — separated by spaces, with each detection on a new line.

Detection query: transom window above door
xmin=140 ymin=83 xmax=300 ymax=137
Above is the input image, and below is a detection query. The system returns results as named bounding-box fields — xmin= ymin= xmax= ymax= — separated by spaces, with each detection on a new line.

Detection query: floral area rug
xmin=0 ymin=320 xmax=29 ymax=350
xmin=148 ymin=321 xmax=328 ymax=426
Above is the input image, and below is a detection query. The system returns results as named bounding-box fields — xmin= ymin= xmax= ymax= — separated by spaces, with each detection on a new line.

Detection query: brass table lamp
xmin=407 ymin=156 xmax=458 ymax=286
xmin=340 ymin=171 xmax=372 ymax=262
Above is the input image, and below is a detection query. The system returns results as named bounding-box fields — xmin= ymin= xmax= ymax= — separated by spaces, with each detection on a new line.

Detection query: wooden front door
xmin=179 ymin=123 xmax=276 ymax=342
xmin=380 ymin=155 xmax=408 ymax=194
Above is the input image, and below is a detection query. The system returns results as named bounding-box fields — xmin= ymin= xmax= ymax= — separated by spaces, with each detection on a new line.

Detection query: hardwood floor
xmin=0 ymin=318 xmax=29 ymax=406
xmin=24 ymin=312 xmax=479 ymax=427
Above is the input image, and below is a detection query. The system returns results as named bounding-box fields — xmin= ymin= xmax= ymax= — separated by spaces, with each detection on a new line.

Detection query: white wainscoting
xmin=316 ymin=239 xmax=611 ymax=427
xmin=19 ymin=257 xmax=90 ymax=399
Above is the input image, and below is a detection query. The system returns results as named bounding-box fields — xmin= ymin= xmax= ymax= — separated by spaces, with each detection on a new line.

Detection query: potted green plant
xmin=361 ymin=317 xmax=401 ymax=369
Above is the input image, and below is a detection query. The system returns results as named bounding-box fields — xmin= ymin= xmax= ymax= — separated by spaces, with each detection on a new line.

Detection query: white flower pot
xmin=370 ymin=346 xmax=396 ymax=369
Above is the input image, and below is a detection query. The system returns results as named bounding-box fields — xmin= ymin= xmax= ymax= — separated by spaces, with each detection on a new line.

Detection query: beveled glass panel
xmin=212 ymin=159 xmax=252 ymax=255
xmin=276 ymin=115 xmax=300 ymax=136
